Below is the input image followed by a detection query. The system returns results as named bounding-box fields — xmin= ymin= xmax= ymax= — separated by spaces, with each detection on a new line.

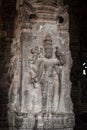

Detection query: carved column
xmin=8 ymin=0 xmax=75 ymax=130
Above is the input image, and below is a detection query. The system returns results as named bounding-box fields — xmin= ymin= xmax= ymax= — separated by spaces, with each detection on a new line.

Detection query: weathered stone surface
xmin=8 ymin=0 xmax=75 ymax=130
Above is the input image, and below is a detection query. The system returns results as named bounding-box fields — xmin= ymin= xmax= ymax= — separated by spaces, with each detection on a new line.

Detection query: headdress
xmin=43 ymin=34 xmax=52 ymax=46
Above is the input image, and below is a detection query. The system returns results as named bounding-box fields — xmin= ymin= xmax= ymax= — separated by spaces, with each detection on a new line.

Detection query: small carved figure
xmin=28 ymin=58 xmax=42 ymax=114
xmin=30 ymin=46 xmax=40 ymax=62
xmin=28 ymin=58 xmax=38 ymax=88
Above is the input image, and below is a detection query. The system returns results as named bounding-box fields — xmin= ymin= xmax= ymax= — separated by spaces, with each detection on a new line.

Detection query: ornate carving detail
xmin=37 ymin=114 xmax=75 ymax=129
xmin=8 ymin=1 xmax=74 ymax=129
xmin=15 ymin=112 xmax=35 ymax=129
xmin=8 ymin=39 xmax=21 ymax=112
xmin=18 ymin=0 xmax=60 ymax=25
xmin=27 ymin=34 xmax=66 ymax=117
xmin=29 ymin=0 xmax=63 ymax=6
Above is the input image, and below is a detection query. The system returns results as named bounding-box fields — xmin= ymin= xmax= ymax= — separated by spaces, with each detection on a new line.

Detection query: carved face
xmin=44 ymin=44 xmax=53 ymax=59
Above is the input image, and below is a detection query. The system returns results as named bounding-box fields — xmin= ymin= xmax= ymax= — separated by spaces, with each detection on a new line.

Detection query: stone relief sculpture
xmin=28 ymin=34 xmax=65 ymax=117
xmin=8 ymin=39 xmax=21 ymax=111
xmin=8 ymin=0 xmax=75 ymax=130
xmin=24 ymin=57 xmax=42 ymax=114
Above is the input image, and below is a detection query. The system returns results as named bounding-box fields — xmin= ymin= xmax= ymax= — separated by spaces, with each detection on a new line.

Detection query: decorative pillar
xmin=8 ymin=0 xmax=75 ymax=130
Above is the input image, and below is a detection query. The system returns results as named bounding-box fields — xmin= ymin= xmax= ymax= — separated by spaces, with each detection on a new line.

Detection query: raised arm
xmin=55 ymin=47 xmax=66 ymax=65
xmin=33 ymin=59 xmax=43 ymax=82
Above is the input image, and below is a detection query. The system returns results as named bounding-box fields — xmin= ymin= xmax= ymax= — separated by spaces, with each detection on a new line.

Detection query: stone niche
xmin=8 ymin=0 xmax=75 ymax=130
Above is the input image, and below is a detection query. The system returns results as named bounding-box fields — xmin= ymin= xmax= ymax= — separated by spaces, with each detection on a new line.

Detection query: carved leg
xmin=42 ymin=92 xmax=47 ymax=115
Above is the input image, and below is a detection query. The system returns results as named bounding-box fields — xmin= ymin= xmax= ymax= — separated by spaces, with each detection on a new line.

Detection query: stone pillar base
xmin=8 ymin=112 xmax=35 ymax=130
xmin=37 ymin=113 xmax=75 ymax=130
xmin=8 ymin=112 xmax=75 ymax=130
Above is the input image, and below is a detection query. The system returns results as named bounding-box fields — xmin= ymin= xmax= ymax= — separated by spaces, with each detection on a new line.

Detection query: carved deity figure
xmin=30 ymin=34 xmax=65 ymax=117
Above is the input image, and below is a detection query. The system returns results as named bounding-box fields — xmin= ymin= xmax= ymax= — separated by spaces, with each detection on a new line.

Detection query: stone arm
xmin=32 ymin=59 xmax=43 ymax=83
xmin=54 ymin=65 xmax=60 ymax=75
xmin=55 ymin=50 xmax=66 ymax=65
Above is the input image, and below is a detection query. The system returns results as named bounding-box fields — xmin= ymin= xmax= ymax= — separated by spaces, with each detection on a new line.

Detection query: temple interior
xmin=0 ymin=0 xmax=87 ymax=130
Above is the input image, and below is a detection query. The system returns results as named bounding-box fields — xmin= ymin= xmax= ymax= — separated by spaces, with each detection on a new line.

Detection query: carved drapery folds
xmin=8 ymin=0 xmax=75 ymax=130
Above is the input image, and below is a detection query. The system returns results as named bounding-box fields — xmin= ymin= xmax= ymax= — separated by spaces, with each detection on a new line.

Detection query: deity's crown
xmin=43 ymin=34 xmax=52 ymax=46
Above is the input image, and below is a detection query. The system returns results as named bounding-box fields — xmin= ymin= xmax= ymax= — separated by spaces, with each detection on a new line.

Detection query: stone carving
xmin=14 ymin=112 xmax=35 ymax=129
xmin=30 ymin=46 xmax=43 ymax=62
xmin=43 ymin=114 xmax=74 ymax=129
xmin=28 ymin=34 xmax=65 ymax=117
xmin=8 ymin=1 xmax=74 ymax=130
xmin=17 ymin=0 xmax=60 ymax=25
xmin=29 ymin=0 xmax=63 ymax=6
xmin=8 ymin=39 xmax=21 ymax=112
